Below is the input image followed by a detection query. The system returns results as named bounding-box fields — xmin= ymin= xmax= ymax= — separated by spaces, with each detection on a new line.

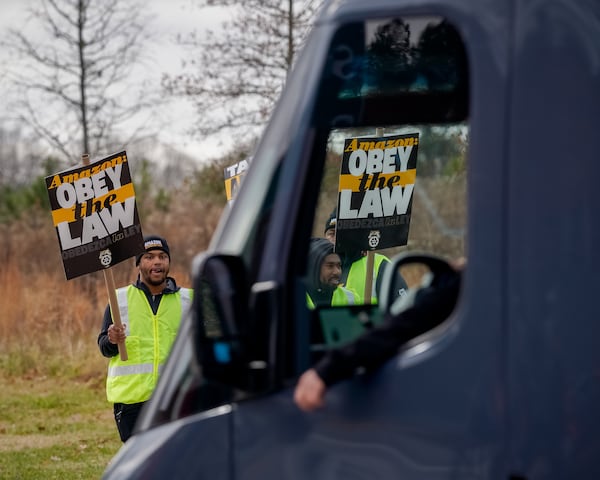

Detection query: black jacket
xmin=306 ymin=238 xmax=338 ymax=307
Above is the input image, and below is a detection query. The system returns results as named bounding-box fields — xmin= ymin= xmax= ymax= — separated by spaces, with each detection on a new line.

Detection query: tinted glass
xmin=306 ymin=16 xmax=468 ymax=313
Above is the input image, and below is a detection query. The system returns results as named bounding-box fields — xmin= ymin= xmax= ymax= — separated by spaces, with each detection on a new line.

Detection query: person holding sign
xmin=324 ymin=209 xmax=408 ymax=304
xmin=97 ymin=235 xmax=193 ymax=442
xmin=306 ymin=238 xmax=360 ymax=309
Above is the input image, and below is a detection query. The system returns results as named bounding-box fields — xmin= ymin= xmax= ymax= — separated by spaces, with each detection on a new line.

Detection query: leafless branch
xmin=163 ymin=0 xmax=323 ymax=139
xmin=2 ymin=0 xmax=159 ymax=161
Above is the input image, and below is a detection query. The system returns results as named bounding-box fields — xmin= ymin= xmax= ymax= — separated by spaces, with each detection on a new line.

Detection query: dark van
xmin=103 ymin=0 xmax=600 ymax=478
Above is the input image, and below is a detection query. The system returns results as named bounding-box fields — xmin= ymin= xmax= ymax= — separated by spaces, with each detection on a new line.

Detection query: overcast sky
xmin=0 ymin=0 xmax=231 ymax=162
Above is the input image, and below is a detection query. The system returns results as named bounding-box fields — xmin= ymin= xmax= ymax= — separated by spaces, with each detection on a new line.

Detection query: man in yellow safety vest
xmin=97 ymin=235 xmax=193 ymax=442
xmin=306 ymin=237 xmax=359 ymax=309
xmin=324 ymin=209 xmax=407 ymax=304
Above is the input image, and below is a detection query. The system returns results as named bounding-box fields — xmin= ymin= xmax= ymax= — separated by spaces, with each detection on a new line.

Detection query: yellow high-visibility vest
xmin=306 ymin=286 xmax=358 ymax=309
xmin=345 ymin=254 xmax=388 ymax=304
xmin=106 ymin=285 xmax=193 ymax=404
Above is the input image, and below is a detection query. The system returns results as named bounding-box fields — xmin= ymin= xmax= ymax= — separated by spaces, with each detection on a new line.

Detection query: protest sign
xmin=46 ymin=151 xmax=144 ymax=280
xmin=223 ymin=157 xmax=250 ymax=203
xmin=335 ymin=132 xmax=419 ymax=254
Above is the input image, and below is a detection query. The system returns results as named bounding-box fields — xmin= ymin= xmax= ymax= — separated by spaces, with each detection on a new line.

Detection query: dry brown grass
xmin=0 ymin=188 xmax=223 ymax=378
xmin=1 ymin=167 xmax=465 ymax=378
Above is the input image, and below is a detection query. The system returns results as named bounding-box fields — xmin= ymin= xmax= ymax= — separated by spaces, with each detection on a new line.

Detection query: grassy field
xmin=0 ymin=372 xmax=122 ymax=480
xmin=0 ymin=199 xmax=219 ymax=480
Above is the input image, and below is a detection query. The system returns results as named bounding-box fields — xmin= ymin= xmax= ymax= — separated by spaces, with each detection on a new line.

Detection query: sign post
xmin=105 ymin=263 xmax=127 ymax=360
xmin=82 ymin=154 xmax=128 ymax=360
xmin=362 ymin=128 xmax=385 ymax=304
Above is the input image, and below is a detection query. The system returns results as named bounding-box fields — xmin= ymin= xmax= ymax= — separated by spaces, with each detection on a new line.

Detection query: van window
xmin=304 ymin=16 xmax=468 ymax=331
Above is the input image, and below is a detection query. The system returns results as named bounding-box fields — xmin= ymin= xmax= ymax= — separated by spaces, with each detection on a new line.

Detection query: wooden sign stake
xmin=363 ymin=128 xmax=386 ymax=304
xmin=82 ymin=153 xmax=128 ymax=361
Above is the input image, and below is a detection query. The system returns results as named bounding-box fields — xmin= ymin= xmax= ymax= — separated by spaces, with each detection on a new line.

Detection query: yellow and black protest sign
xmin=223 ymin=157 xmax=250 ymax=203
xmin=336 ymin=132 xmax=419 ymax=252
xmin=45 ymin=151 xmax=144 ymax=280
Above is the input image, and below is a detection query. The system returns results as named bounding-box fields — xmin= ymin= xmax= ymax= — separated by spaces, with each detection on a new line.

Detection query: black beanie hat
xmin=136 ymin=235 xmax=170 ymax=265
xmin=324 ymin=207 xmax=337 ymax=234
xmin=307 ymin=237 xmax=334 ymax=289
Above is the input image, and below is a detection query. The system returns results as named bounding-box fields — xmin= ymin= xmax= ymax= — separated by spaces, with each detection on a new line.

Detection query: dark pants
xmin=113 ymin=402 xmax=146 ymax=442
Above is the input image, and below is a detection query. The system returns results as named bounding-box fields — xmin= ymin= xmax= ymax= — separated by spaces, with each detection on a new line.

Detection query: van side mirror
xmin=378 ymin=252 xmax=460 ymax=315
xmin=191 ymin=253 xmax=250 ymax=388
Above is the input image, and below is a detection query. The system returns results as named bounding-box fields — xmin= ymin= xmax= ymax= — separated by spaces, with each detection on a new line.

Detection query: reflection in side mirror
xmin=378 ymin=252 xmax=459 ymax=315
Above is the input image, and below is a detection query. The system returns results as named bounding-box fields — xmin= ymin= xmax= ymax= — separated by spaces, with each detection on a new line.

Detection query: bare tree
xmin=2 ymin=0 xmax=159 ymax=161
xmin=162 ymin=0 xmax=323 ymax=142
xmin=0 ymin=126 xmax=21 ymax=186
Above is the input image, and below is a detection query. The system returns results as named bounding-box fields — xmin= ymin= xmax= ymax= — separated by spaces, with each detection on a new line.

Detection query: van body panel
xmin=506 ymin=0 xmax=600 ymax=476
xmin=103 ymin=406 xmax=233 ymax=479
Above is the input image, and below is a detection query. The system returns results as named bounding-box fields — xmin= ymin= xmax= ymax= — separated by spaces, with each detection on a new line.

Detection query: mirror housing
xmin=191 ymin=253 xmax=255 ymax=390
xmin=378 ymin=251 xmax=458 ymax=314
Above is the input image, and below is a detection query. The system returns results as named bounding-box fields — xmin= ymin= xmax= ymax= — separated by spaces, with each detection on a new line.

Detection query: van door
xmin=226 ymin=3 xmax=512 ymax=479
xmin=506 ymin=0 xmax=600 ymax=476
